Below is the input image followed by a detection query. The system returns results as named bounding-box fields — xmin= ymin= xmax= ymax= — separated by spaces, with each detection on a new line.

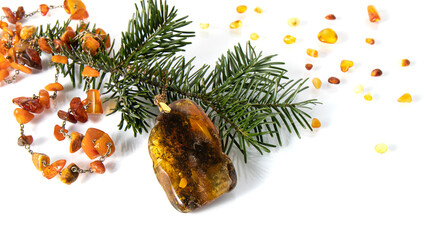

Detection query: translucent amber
xmin=10 ymin=62 xmax=32 ymax=74
xmin=340 ymin=60 xmax=354 ymax=72
xmin=20 ymin=25 xmax=37 ymax=40
xmin=328 ymin=77 xmax=340 ymax=84
xmin=45 ymin=82 xmax=64 ymax=91
xmin=0 ymin=54 xmax=10 ymax=69
xmin=14 ymin=108 xmax=34 ymax=124
xmin=90 ymin=161 xmax=105 ymax=174
xmin=311 ymin=118 xmax=321 ymax=128
xmin=305 ymin=64 xmax=313 ymax=70
xmin=312 ymin=78 xmax=322 ymax=89
xmin=397 ymin=93 xmax=412 ymax=103
xmin=57 ymin=110 xmax=77 ymax=123
xmin=0 ymin=21 xmax=7 ymax=28
xmin=375 ymin=143 xmax=387 ymax=154
xmin=149 ymin=99 xmax=237 ymax=212
xmin=367 ymin=5 xmax=381 ymax=22
xmin=95 ymin=28 xmax=111 ymax=49
xmin=17 ymin=135 xmax=33 ymax=146
xmin=354 ymin=84 xmax=364 ymax=94
xmin=229 ymin=20 xmax=242 ymax=29
xmin=70 ymin=132 xmax=83 ymax=153
xmin=32 ymin=153 xmax=50 ymax=171
xmin=317 ymin=28 xmax=338 ymax=44
xmin=21 ymin=48 xmax=42 ymax=70
xmin=250 ymin=33 xmax=259 ymax=40
xmin=199 ymin=23 xmax=209 ymax=29
xmin=15 ymin=7 xmax=25 ymax=21
xmin=42 ymin=159 xmax=66 ymax=179
xmin=283 ymin=35 xmax=296 ymax=44
xmin=70 ymin=97 xmax=88 ymax=123
xmin=325 ymin=14 xmax=336 ymax=20
xmin=54 ymin=124 xmax=68 ymax=141
xmin=12 ymin=97 xmax=44 ymax=114
xmin=2 ymin=7 xmax=17 ymax=24
xmin=38 ymin=37 xmax=52 ymax=54
xmin=38 ymin=90 xmax=50 ymax=109
xmin=40 ymin=4 xmax=49 ymax=16
xmin=60 ymin=163 xmax=79 ymax=185
xmin=82 ymin=66 xmax=100 ymax=77
xmin=307 ymin=48 xmax=318 ymax=58
xmin=66 ymin=0 xmax=86 ymax=14
xmin=0 ymin=69 xmax=9 ymax=81
xmin=51 ymin=55 xmax=68 ymax=64
xmin=371 ymin=68 xmax=382 ymax=77
xmin=401 ymin=59 xmax=410 ymax=67
xmin=82 ymin=34 xmax=99 ymax=56
xmin=86 ymin=89 xmax=103 ymax=114
xmin=60 ymin=30 xmax=77 ymax=44
xmin=254 ymin=7 xmax=263 ymax=14
xmin=236 ymin=5 xmax=247 ymax=13
xmin=81 ymin=128 xmax=115 ymax=159
xmin=53 ymin=39 xmax=67 ymax=52
xmin=364 ymin=93 xmax=373 ymax=101
xmin=366 ymin=38 xmax=375 ymax=45
xmin=288 ymin=17 xmax=300 ymax=27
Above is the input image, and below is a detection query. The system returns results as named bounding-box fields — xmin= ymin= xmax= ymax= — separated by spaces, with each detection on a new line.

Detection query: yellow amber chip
xmin=288 ymin=17 xmax=300 ymax=27
xmin=250 ymin=33 xmax=259 ymax=40
xmin=311 ymin=118 xmax=321 ymax=128
xmin=401 ymin=59 xmax=410 ymax=67
xmin=254 ymin=7 xmax=263 ymax=14
xmin=236 ymin=5 xmax=247 ymax=13
xmin=375 ymin=143 xmax=388 ymax=154
xmin=397 ymin=93 xmax=412 ymax=103
xmin=364 ymin=92 xmax=373 ymax=101
xmin=317 ymin=28 xmax=338 ymax=44
xmin=229 ymin=20 xmax=242 ymax=29
xmin=199 ymin=23 xmax=209 ymax=29
xmin=283 ymin=35 xmax=296 ymax=44
xmin=340 ymin=60 xmax=354 ymax=72
xmin=306 ymin=48 xmax=318 ymax=58
xmin=312 ymin=78 xmax=322 ymax=89
xmin=354 ymin=84 xmax=364 ymax=94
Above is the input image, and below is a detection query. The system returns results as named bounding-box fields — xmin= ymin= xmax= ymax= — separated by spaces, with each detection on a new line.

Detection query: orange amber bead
xmin=229 ymin=20 xmax=242 ymax=29
xmin=340 ymin=60 xmax=354 ymax=72
xmin=70 ymin=97 xmax=88 ymax=123
xmin=367 ymin=5 xmax=381 ymax=22
xmin=90 ymin=161 xmax=106 ymax=174
xmin=307 ymin=48 xmax=319 ymax=58
xmin=397 ymin=93 xmax=412 ymax=103
xmin=317 ymin=28 xmax=338 ymax=44
xmin=60 ymin=30 xmax=77 ymax=44
xmin=365 ymin=38 xmax=375 ymax=45
xmin=39 ymin=89 xmax=50 ymax=109
xmin=0 ymin=21 xmax=7 ymax=28
xmin=311 ymin=118 xmax=321 ymax=128
xmin=95 ymin=28 xmax=111 ymax=49
xmin=2 ymin=7 xmax=17 ymax=24
xmin=14 ymin=108 xmax=34 ymax=124
xmin=42 ymin=159 xmax=66 ymax=179
xmin=54 ymin=124 xmax=68 ymax=141
xmin=81 ymin=66 xmax=100 ymax=77
xmin=40 ymin=4 xmax=49 ymax=16
xmin=0 ymin=69 xmax=9 ymax=81
xmin=10 ymin=62 xmax=32 ymax=74
xmin=236 ymin=5 xmax=247 ymax=13
xmin=305 ymin=64 xmax=313 ymax=70
xmin=66 ymin=0 xmax=86 ymax=14
xmin=18 ymin=135 xmax=33 ymax=146
xmin=325 ymin=14 xmax=336 ymax=20
xmin=15 ymin=6 xmax=25 ymax=21
xmin=38 ymin=37 xmax=52 ymax=54
xmin=82 ymin=34 xmax=99 ymax=56
xmin=401 ymin=59 xmax=410 ymax=67
xmin=45 ymin=82 xmax=64 ymax=91
xmin=328 ymin=77 xmax=340 ymax=84
xmin=0 ymin=54 xmax=10 ymax=69
xmin=283 ymin=35 xmax=296 ymax=44
xmin=371 ymin=68 xmax=382 ymax=77
xmin=32 ymin=153 xmax=50 ymax=171
xmin=20 ymin=25 xmax=36 ymax=40
xmin=51 ymin=55 xmax=68 ymax=64
xmin=254 ymin=7 xmax=263 ymax=14
xmin=57 ymin=110 xmax=77 ymax=123
xmin=70 ymin=132 xmax=83 ymax=153
xmin=12 ymin=97 xmax=44 ymax=114
xmin=81 ymin=128 xmax=115 ymax=159
xmin=86 ymin=89 xmax=103 ymax=114
xmin=60 ymin=163 xmax=79 ymax=185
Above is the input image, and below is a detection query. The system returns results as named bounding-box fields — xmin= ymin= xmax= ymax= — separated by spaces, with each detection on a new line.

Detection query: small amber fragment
xmin=366 ymin=38 xmax=375 ymax=45
xmin=86 ymin=89 xmax=103 ymax=114
xmin=229 ymin=20 xmax=242 ymax=29
xmin=0 ymin=69 xmax=9 ymax=81
xmin=10 ymin=62 xmax=32 ymax=74
xmin=12 ymin=97 xmax=44 ymax=114
xmin=20 ymin=25 xmax=37 ymax=40
xmin=397 ymin=93 xmax=412 ymax=103
xmin=0 ymin=54 xmax=10 ymax=69
xmin=38 ymin=90 xmax=50 ymax=109
xmin=60 ymin=163 xmax=80 ymax=185
xmin=81 ymin=128 xmax=115 ymax=159
xmin=21 ymin=48 xmax=42 ymax=70
xmin=328 ymin=77 xmax=340 ymax=84
xmin=250 ymin=33 xmax=259 ymax=41
xmin=70 ymin=8 xmax=89 ymax=20
xmin=14 ymin=41 xmax=30 ymax=53
xmin=254 ymin=7 xmax=263 ymax=14
xmin=236 ymin=5 xmax=247 ymax=13
xmin=54 ymin=124 xmax=68 ymax=141
xmin=305 ymin=64 xmax=313 ymax=70
xmin=401 ymin=59 xmax=410 ymax=67
xmin=82 ymin=34 xmax=99 ymax=56
xmin=32 ymin=153 xmax=50 ymax=171
xmin=354 ymin=84 xmax=364 ymax=94
xmin=283 ymin=35 xmax=296 ymax=44
xmin=53 ymin=39 xmax=67 ymax=52
xmin=42 ymin=159 xmax=66 ymax=179
xmin=318 ymin=28 xmax=338 ymax=44
xmin=2 ymin=7 xmax=17 ymax=24
xmin=57 ymin=110 xmax=78 ymax=123
xmin=51 ymin=55 xmax=68 ymax=64
xmin=367 ymin=5 xmax=381 ymax=22
xmin=40 ymin=4 xmax=49 ymax=16
xmin=312 ymin=78 xmax=322 ymax=89
xmin=340 ymin=60 xmax=354 ymax=72
xmin=14 ymin=108 xmax=35 ymax=124
xmin=95 ymin=28 xmax=111 ymax=49
xmin=199 ymin=23 xmax=209 ymax=29
xmin=70 ymin=132 xmax=83 ymax=153
xmin=311 ymin=118 xmax=321 ymax=128
xmin=371 ymin=68 xmax=382 ymax=77
xmin=288 ymin=17 xmax=300 ymax=27
xmin=375 ymin=143 xmax=387 ymax=154
xmin=82 ymin=66 xmax=100 ymax=77
xmin=45 ymin=82 xmax=64 ymax=91
xmin=38 ymin=37 xmax=52 ymax=54
xmin=17 ymin=135 xmax=33 ymax=146
xmin=364 ymin=92 xmax=373 ymax=101
xmin=325 ymin=14 xmax=336 ymax=20
xmin=15 ymin=6 xmax=25 ymax=20
xmin=90 ymin=161 xmax=106 ymax=174
xmin=70 ymin=97 xmax=88 ymax=123
xmin=0 ymin=21 xmax=7 ymax=28
xmin=307 ymin=48 xmax=319 ymax=58
xmin=60 ymin=30 xmax=77 ymax=44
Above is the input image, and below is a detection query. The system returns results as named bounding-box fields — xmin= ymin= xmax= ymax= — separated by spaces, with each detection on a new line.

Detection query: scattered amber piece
xmin=42 ymin=159 xmax=66 ymax=179
xmin=60 ymin=29 xmax=77 ymax=44
xmin=328 ymin=77 xmax=340 ymax=84
xmin=21 ymin=48 xmax=42 ymax=70
xmin=340 ymin=60 xmax=354 ymax=72
xmin=81 ymin=34 xmax=100 ymax=56
xmin=38 ymin=89 xmax=50 ymax=109
xmin=38 ymin=37 xmax=52 ymax=54
xmin=371 ymin=68 xmax=382 ymax=77
xmin=365 ymin=38 xmax=375 ymax=45
xmin=51 ymin=55 xmax=68 ymax=64
xmin=81 ymin=66 xmax=100 ymax=77
xmin=307 ymin=48 xmax=318 ymax=58
xmin=70 ymin=132 xmax=83 ymax=153
xmin=86 ymin=89 xmax=103 ymax=114
xmin=364 ymin=92 xmax=373 ymax=101
xmin=229 ymin=20 xmax=242 ymax=29
xmin=17 ymin=135 xmax=33 ymax=146
xmin=254 ymin=7 xmax=263 ymax=14
xmin=81 ymin=128 xmax=115 ymax=159
xmin=14 ymin=108 xmax=35 ymax=124
xmin=32 ymin=153 xmax=50 ymax=171
xmin=401 ymin=59 xmax=410 ymax=67
xmin=40 ymin=4 xmax=49 ymax=16
xmin=45 ymin=82 xmax=64 ymax=91
xmin=10 ymin=62 xmax=32 ymax=74
xmin=354 ymin=84 xmax=364 ymax=94
xmin=90 ymin=161 xmax=106 ymax=174
xmin=60 ymin=163 xmax=79 ymax=185
xmin=312 ymin=78 xmax=322 ymax=89
xmin=2 ymin=7 xmax=17 ymax=24
xmin=283 ymin=35 xmax=296 ymax=44
xmin=70 ymin=97 xmax=88 ymax=123
xmin=325 ymin=14 xmax=336 ymax=20
xmin=236 ymin=5 xmax=247 ymax=13
xmin=149 ymin=99 xmax=236 ymax=212
xmin=397 ymin=93 xmax=412 ymax=103
xmin=15 ymin=6 xmax=25 ymax=20
xmin=20 ymin=25 xmax=37 ymax=40
xmin=57 ymin=110 xmax=78 ymax=123
xmin=318 ymin=28 xmax=338 ymax=44
xmin=0 ymin=54 xmax=10 ymax=69
xmin=311 ymin=118 xmax=321 ymax=128
xmin=199 ymin=23 xmax=209 ymax=29
xmin=288 ymin=17 xmax=300 ymax=27
xmin=53 ymin=39 xmax=67 ymax=52
xmin=0 ymin=69 xmax=9 ymax=81
xmin=375 ymin=143 xmax=387 ymax=154
xmin=12 ymin=97 xmax=44 ymax=114
xmin=305 ymin=64 xmax=313 ymax=70
xmin=54 ymin=124 xmax=68 ymax=141
xmin=367 ymin=5 xmax=381 ymax=22
xmin=250 ymin=33 xmax=259 ymax=40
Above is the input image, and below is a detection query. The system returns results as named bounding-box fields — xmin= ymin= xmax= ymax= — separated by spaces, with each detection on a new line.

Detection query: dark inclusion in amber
xmin=149 ymin=99 xmax=237 ymax=213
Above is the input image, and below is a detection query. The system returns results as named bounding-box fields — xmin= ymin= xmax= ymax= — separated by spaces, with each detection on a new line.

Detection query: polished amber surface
xmin=43 ymin=159 xmax=66 ymax=179
xmin=2 ymin=7 xmax=17 ymax=24
xmin=90 ymin=161 xmax=105 ymax=174
xmin=81 ymin=66 xmax=100 ymax=77
xmin=54 ymin=124 xmax=68 ymax=141
xmin=20 ymin=25 xmax=37 ymax=40
xmin=38 ymin=37 xmax=52 ymax=54
xmin=70 ymin=97 xmax=88 ymax=123
xmin=45 ymin=82 xmax=64 ymax=91
xmin=60 ymin=163 xmax=79 ymax=185
xmin=57 ymin=110 xmax=77 ymax=123
xmin=86 ymin=89 xmax=103 ymax=114
xmin=317 ymin=28 xmax=338 ymax=44
xmin=21 ymin=48 xmax=42 ymax=70
xmin=81 ymin=128 xmax=115 ymax=159
xmin=70 ymin=132 xmax=83 ymax=153
xmin=32 ymin=153 xmax=50 ymax=171
xmin=14 ymin=108 xmax=34 ymax=124
xmin=149 ymin=99 xmax=237 ymax=213
xmin=12 ymin=97 xmax=44 ymax=114
xmin=40 ymin=4 xmax=49 ymax=16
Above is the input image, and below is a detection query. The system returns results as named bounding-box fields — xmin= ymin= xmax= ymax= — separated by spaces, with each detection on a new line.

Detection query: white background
xmin=1 ymin=0 xmax=426 ymax=239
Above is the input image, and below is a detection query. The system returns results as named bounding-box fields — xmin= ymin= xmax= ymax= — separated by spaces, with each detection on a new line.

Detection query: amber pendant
xmin=148 ymin=99 xmax=237 ymax=213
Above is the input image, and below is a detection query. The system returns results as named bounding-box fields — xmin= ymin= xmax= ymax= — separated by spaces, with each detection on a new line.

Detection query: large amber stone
xmin=148 ymin=99 xmax=237 ymax=213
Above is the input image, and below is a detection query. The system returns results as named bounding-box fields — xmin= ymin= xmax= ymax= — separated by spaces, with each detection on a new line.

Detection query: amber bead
xmin=60 ymin=163 xmax=79 ymax=185
xmin=325 ymin=14 xmax=336 ymax=20
xmin=81 ymin=66 xmax=100 ymax=77
xmin=42 ymin=159 xmax=66 ymax=179
xmin=51 ymin=55 xmax=68 ymax=64
xmin=40 ymin=4 xmax=49 ymax=16
xmin=81 ymin=128 xmax=115 ymax=159
xmin=397 ymin=93 xmax=412 ymax=103
xmin=86 ymin=89 xmax=103 ymax=114
xmin=90 ymin=161 xmax=106 ymax=174
xmin=0 ymin=69 xmax=9 ymax=81
xmin=32 ymin=153 xmax=50 ymax=171
xmin=149 ymin=99 xmax=237 ymax=212
xmin=54 ymin=124 xmax=68 ymax=141
xmin=317 ymin=28 xmax=338 ymax=44
xmin=340 ymin=60 xmax=354 ymax=72
xmin=283 ymin=35 xmax=296 ymax=44
xmin=328 ymin=77 xmax=340 ymax=84
xmin=288 ymin=17 xmax=300 ymax=27
xmin=12 ymin=97 xmax=44 ymax=114
xmin=371 ymin=68 xmax=382 ymax=77
xmin=199 ymin=23 xmax=209 ymax=29
xmin=364 ymin=93 xmax=373 ymax=101
xmin=95 ymin=28 xmax=111 ymax=49
xmin=311 ymin=118 xmax=321 ymax=128
xmin=82 ymin=34 xmax=99 ymax=56
xmin=236 ymin=5 xmax=247 ymax=13
xmin=307 ymin=48 xmax=318 ymax=58
xmin=229 ymin=20 xmax=242 ymax=29
xmin=14 ymin=108 xmax=35 ymax=124
xmin=367 ymin=5 xmax=381 ymax=22
xmin=10 ymin=62 xmax=32 ymax=74
xmin=7 ymin=47 xmax=17 ymax=63
xmin=53 ymin=39 xmax=67 ymax=52
xmin=18 ymin=135 xmax=33 ymax=146
xmin=254 ymin=7 xmax=263 ymax=14
xmin=312 ymin=78 xmax=322 ymax=89
xmin=20 ymin=25 xmax=37 ymax=40
xmin=250 ymin=33 xmax=259 ymax=41
xmin=365 ymin=38 xmax=375 ymax=45
xmin=2 ymin=7 xmax=17 ymax=24
xmin=44 ymin=82 xmax=64 ymax=92
xmin=14 ymin=41 xmax=30 ymax=53
xmin=0 ymin=54 xmax=10 ymax=69
xmin=21 ymin=48 xmax=42 ymax=70
xmin=305 ymin=64 xmax=313 ymax=70
xmin=401 ymin=59 xmax=410 ymax=67
xmin=71 ymin=8 xmax=89 ymax=20
xmin=38 ymin=37 xmax=52 ymax=54
xmin=70 ymin=132 xmax=83 ymax=153
xmin=0 ymin=20 xmax=7 ymax=28
xmin=57 ymin=110 xmax=77 ymax=123
xmin=15 ymin=6 xmax=25 ymax=20
xmin=70 ymin=97 xmax=88 ymax=123
xmin=60 ymin=30 xmax=77 ymax=44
